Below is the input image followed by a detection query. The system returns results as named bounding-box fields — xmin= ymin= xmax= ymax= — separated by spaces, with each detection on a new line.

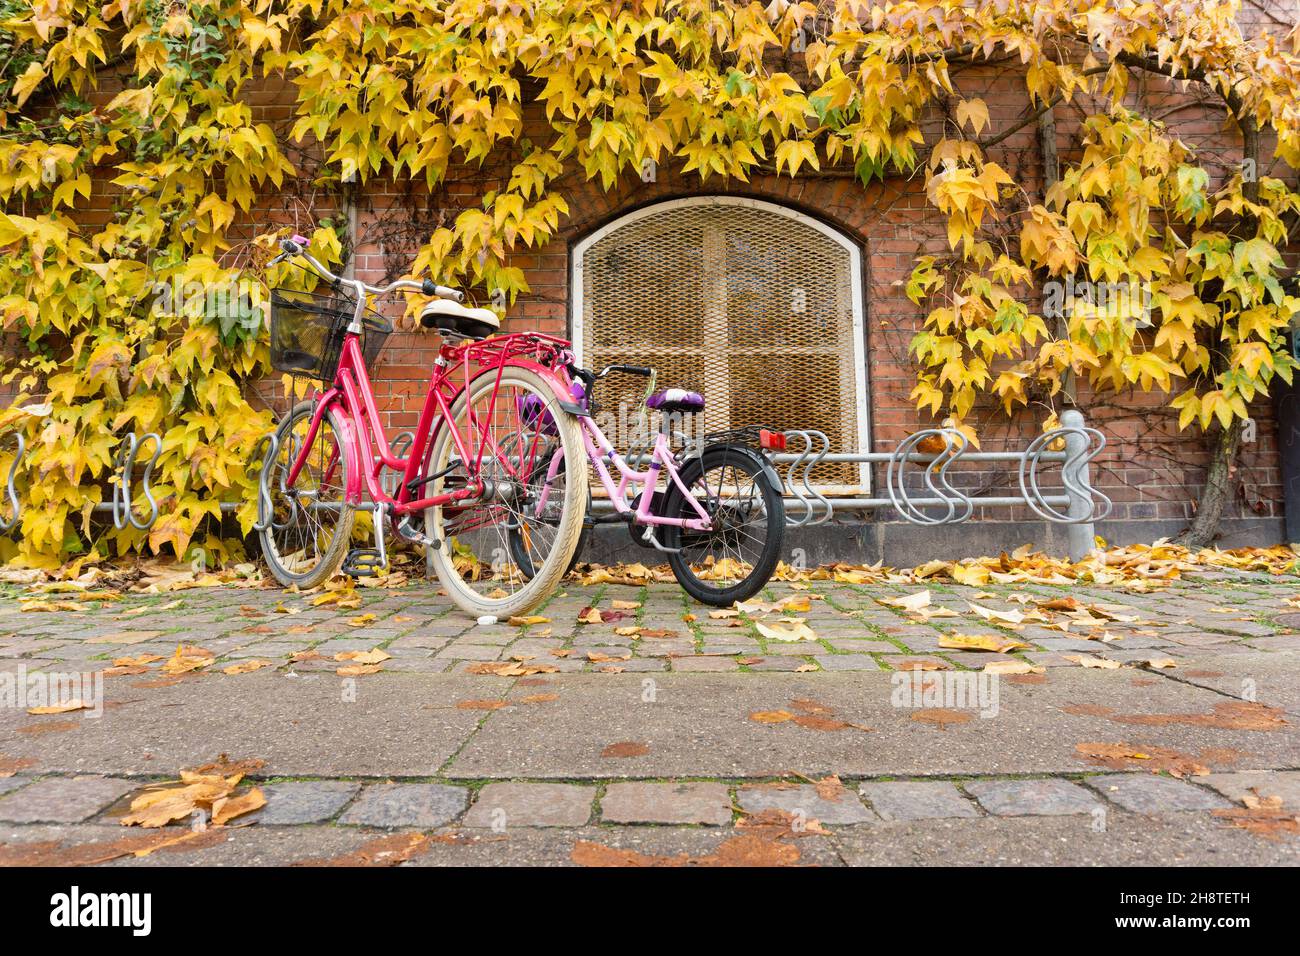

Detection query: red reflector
xmin=759 ymin=429 xmax=786 ymax=451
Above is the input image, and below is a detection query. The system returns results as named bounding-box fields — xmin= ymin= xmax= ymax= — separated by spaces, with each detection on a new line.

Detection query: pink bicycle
xmin=257 ymin=236 xmax=589 ymax=617
xmin=510 ymin=364 xmax=787 ymax=606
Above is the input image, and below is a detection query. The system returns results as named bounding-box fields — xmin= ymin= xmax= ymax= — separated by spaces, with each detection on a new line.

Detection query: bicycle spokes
xmin=264 ymin=406 xmax=353 ymax=582
xmin=684 ymin=460 xmax=770 ymax=586
xmin=432 ymin=378 xmax=568 ymax=603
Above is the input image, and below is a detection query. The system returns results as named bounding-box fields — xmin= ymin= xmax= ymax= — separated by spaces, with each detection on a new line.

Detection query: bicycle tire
xmin=259 ymin=400 xmax=355 ymax=589
xmin=424 ymin=366 xmax=589 ymax=618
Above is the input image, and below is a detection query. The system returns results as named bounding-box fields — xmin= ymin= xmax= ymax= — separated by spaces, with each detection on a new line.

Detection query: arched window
xmin=571 ymin=196 xmax=869 ymax=488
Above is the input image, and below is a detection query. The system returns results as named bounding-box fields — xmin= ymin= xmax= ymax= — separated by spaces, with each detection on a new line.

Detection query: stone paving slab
xmin=0 ymin=775 xmax=135 ymax=824
xmin=338 ymin=783 xmax=468 ymax=828
xmin=858 ymin=781 xmax=979 ymax=821
xmin=1199 ymin=770 xmax=1300 ymax=810
xmin=445 ymin=671 xmax=1300 ymax=779
xmin=254 ymin=781 xmax=362 ymax=825
xmin=600 ymin=782 xmax=731 ymax=825
xmin=0 ymin=672 xmax=488 ymax=777
xmin=463 ymin=783 xmax=595 ymax=828
xmin=736 ymin=782 xmax=875 ymax=824
xmin=965 ymin=778 xmax=1102 ymax=816
xmin=1082 ymin=773 xmax=1231 ymax=814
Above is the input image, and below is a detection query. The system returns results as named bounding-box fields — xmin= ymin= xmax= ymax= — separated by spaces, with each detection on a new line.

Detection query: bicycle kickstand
xmin=342 ymin=502 xmax=389 ymax=577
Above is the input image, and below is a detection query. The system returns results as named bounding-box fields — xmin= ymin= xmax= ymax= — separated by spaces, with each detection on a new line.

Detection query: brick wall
xmin=333 ymin=64 xmax=1290 ymax=533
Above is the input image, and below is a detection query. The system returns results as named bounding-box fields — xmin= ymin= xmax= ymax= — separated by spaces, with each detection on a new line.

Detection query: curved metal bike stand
xmin=1018 ymin=423 xmax=1112 ymax=525
xmin=780 ymin=429 xmax=833 ymax=527
xmin=250 ymin=432 xmax=280 ymax=533
xmin=382 ymin=431 xmax=414 ymax=498
xmin=0 ymin=432 xmax=23 ymax=533
xmin=109 ymin=432 xmax=161 ymax=531
xmin=885 ymin=427 xmax=974 ymax=526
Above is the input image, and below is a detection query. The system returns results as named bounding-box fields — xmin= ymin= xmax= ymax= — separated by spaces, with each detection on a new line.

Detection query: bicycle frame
xmin=283 ymin=321 xmax=577 ymax=522
xmin=539 ymin=416 xmax=714 ymax=532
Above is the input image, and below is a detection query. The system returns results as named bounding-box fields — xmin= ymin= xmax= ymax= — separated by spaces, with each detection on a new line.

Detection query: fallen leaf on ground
xmin=571 ymin=833 xmax=800 ymax=867
xmin=1075 ymin=742 xmax=1209 ymax=777
xmin=601 ymin=741 xmax=650 ymax=758
xmin=1064 ymin=654 xmax=1122 ymax=669
xmin=334 ymin=649 xmax=391 ymax=665
xmin=211 ymin=788 xmax=266 ymax=826
xmin=967 ymin=603 xmax=1029 ymax=626
xmin=1212 ymin=806 xmax=1300 ymax=841
xmin=161 ymin=644 xmax=215 ymax=675
xmin=468 ymin=661 xmax=559 ymax=677
xmin=878 ymin=591 xmax=932 ymax=613
xmin=0 ymin=756 xmax=36 ymax=777
xmin=939 ymin=633 xmax=1029 ymax=652
xmin=27 ymin=700 xmax=92 ymax=715
xmin=0 ymin=830 xmax=222 ymax=866
xmin=222 ymin=660 xmax=275 ymax=675
xmin=1134 ymin=656 xmax=1177 ymax=669
xmin=983 ymin=660 xmax=1044 ymax=675
xmin=910 ymin=708 xmax=974 ymax=729
xmin=295 ymin=833 xmax=435 ymax=867
xmin=755 ymin=619 xmax=818 ymax=642
xmin=113 ymin=654 xmax=163 ymax=666
xmin=121 ymin=764 xmax=262 ymax=828
xmin=336 ymin=664 xmax=383 ymax=676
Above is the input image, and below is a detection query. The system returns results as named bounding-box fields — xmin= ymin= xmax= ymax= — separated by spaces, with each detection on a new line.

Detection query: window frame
xmin=569 ymin=194 xmax=871 ymax=490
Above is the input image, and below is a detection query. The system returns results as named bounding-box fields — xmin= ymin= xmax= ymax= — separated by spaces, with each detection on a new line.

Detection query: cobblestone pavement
xmin=1 ymin=568 xmax=1298 ymax=865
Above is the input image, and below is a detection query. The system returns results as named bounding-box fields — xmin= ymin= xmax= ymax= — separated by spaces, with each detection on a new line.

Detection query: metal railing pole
xmin=1061 ymin=408 xmax=1097 ymax=561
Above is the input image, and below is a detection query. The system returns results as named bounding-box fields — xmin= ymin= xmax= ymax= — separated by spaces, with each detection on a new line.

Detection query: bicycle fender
xmin=696 ymin=441 xmax=783 ymax=493
xmin=504 ymin=358 xmax=592 ymax=417
xmin=313 ymin=395 xmax=364 ymax=505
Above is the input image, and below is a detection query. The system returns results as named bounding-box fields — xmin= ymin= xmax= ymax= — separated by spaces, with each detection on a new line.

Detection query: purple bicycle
xmin=508 ymin=363 xmax=786 ymax=606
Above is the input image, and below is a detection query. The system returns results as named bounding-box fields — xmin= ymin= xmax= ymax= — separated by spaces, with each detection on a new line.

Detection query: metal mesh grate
xmin=575 ymin=198 xmax=867 ymax=487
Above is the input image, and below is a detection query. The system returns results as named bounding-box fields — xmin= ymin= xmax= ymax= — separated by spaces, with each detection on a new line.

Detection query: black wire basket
xmin=269 ymin=287 xmax=392 ymax=383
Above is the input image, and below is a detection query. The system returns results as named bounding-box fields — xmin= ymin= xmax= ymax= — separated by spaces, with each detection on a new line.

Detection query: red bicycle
xmin=257 ymin=235 xmax=588 ymax=617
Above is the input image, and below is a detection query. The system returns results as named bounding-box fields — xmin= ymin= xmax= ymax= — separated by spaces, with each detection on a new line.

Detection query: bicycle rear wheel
xmin=508 ymin=448 xmax=590 ymax=580
xmin=259 ymin=400 xmax=355 ymax=589
xmin=424 ymin=367 xmax=588 ymax=618
xmin=660 ymin=444 xmax=785 ymax=606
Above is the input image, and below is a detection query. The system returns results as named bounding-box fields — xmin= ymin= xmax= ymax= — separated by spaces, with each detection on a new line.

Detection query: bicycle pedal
xmin=341 ymin=548 xmax=387 ymax=577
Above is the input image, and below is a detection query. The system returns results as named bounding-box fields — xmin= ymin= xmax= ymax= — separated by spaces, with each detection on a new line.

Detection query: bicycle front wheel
xmin=259 ymin=399 xmax=355 ymax=589
xmin=424 ymin=366 xmax=589 ymax=618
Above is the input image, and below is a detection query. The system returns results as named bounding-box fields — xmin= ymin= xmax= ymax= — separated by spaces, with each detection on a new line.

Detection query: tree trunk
xmin=1176 ymin=419 xmax=1242 ymax=548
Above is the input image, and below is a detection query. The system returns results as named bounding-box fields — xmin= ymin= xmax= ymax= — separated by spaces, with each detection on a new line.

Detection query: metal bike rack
xmin=781 ymin=429 xmax=834 ymax=528
xmin=758 ymin=409 xmax=1110 ymax=560
xmin=2 ymin=411 xmax=1111 ymax=562
xmin=1 ymin=432 xmax=23 ymax=533
xmin=105 ymin=432 xmax=161 ymax=531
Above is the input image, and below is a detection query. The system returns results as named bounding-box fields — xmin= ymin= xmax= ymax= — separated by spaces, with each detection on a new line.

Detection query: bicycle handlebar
xmin=274 ymin=236 xmax=464 ymax=304
xmin=598 ymin=364 xmax=655 ymax=378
